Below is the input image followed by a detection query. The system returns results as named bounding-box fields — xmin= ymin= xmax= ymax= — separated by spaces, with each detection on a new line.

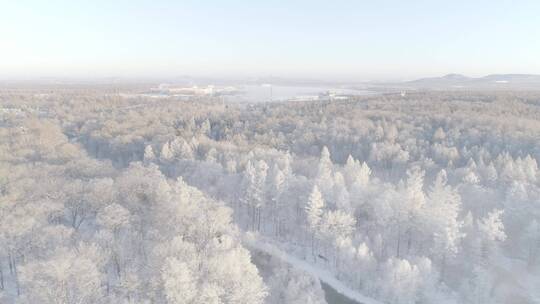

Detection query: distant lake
xmin=223 ymin=84 xmax=375 ymax=103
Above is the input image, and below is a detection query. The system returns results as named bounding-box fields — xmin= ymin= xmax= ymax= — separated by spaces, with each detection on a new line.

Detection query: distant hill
xmin=402 ymin=73 xmax=540 ymax=90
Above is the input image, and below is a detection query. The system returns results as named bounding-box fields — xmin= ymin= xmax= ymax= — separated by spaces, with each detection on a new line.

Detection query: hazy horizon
xmin=2 ymin=1 xmax=540 ymax=81
xmin=3 ymin=72 xmax=540 ymax=85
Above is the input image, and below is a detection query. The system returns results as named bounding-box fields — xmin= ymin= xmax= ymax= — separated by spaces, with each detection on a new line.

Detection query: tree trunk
xmin=0 ymin=264 xmax=4 ymax=290
xmin=8 ymin=253 xmax=13 ymax=275
xmin=440 ymin=253 xmax=447 ymax=282
xmin=71 ymin=210 xmax=78 ymax=228
xmin=114 ymin=254 xmax=122 ymax=279
xmin=406 ymin=230 xmax=413 ymax=255
xmin=257 ymin=207 xmax=261 ymax=232
xmin=396 ymin=224 xmax=401 ymax=258
xmin=12 ymin=255 xmax=19 ymax=296
xmin=311 ymin=233 xmax=315 ymax=261
xmin=335 ymin=245 xmax=340 ymax=269
xmin=75 ymin=215 xmax=86 ymax=230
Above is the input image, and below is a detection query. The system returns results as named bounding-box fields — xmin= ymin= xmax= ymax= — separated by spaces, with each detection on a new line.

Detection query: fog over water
xmin=225 ymin=85 xmax=376 ymax=103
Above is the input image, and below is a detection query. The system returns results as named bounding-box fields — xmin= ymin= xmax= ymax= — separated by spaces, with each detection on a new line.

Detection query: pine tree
xmin=143 ymin=145 xmax=155 ymax=164
xmin=160 ymin=142 xmax=173 ymax=161
xmin=317 ymin=146 xmax=333 ymax=195
xmin=306 ymin=186 xmax=325 ymax=259
xmin=306 ymin=186 xmax=324 ymax=228
xmin=477 ymin=209 xmax=506 ymax=261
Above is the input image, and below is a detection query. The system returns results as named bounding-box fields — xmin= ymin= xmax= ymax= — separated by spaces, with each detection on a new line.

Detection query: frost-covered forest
xmin=1 ymin=89 xmax=540 ymax=304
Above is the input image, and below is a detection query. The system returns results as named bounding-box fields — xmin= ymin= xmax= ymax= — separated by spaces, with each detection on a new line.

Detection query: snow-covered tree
xmin=316 ymin=146 xmax=334 ymax=195
xmin=425 ymin=170 xmax=464 ymax=278
xmin=306 ymin=186 xmax=325 ymax=229
xmin=160 ymin=142 xmax=173 ymax=162
xmin=162 ymin=257 xmax=197 ymax=304
xmin=19 ymin=246 xmax=105 ymax=304
xmin=143 ymin=145 xmax=156 ymax=164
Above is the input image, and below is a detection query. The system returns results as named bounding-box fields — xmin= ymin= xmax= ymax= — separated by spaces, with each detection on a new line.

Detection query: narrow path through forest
xmin=243 ymin=235 xmax=383 ymax=304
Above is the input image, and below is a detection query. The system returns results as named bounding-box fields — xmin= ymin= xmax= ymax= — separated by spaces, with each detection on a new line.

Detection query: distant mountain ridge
xmin=405 ymin=73 xmax=540 ymax=89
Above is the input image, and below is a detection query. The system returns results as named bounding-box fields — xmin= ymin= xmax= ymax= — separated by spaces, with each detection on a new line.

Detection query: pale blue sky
xmin=1 ymin=0 xmax=539 ymax=81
